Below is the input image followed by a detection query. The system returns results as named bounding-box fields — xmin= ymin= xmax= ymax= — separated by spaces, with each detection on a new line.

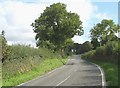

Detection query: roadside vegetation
xmin=1 ymin=43 xmax=68 ymax=86
xmin=81 ymin=19 xmax=119 ymax=87
xmin=1 ymin=2 xmax=119 ymax=87
xmin=81 ymin=41 xmax=119 ymax=86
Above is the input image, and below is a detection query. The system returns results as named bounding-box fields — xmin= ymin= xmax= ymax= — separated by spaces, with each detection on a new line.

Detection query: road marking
xmin=89 ymin=62 xmax=106 ymax=88
xmin=56 ymin=75 xmax=71 ymax=86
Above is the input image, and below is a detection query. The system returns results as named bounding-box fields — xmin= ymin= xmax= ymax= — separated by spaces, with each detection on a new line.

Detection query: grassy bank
xmin=2 ymin=44 xmax=68 ymax=86
xmin=3 ymin=58 xmax=68 ymax=86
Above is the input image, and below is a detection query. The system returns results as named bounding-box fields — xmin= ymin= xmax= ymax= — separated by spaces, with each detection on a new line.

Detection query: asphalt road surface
xmin=18 ymin=55 xmax=105 ymax=87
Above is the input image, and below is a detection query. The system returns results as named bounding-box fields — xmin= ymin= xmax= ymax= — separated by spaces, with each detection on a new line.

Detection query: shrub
xmin=81 ymin=50 xmax=95 ymax=59
xmin=81 ymin=40 xmax=119 ymax=64
xmin=95 ymin=45 xmax=106 ymax=56
xmin=2 ymin=44 xmax=64 ymax=81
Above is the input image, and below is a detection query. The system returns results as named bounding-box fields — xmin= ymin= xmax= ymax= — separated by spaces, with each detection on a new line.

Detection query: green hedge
xmin=81 ymin=41 xmax=119 ymax=63
xmin=2 ymin=44 xmax=65 ymax=85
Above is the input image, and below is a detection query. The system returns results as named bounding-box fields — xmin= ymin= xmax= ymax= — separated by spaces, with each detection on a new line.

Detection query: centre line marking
xmin=56 ymin=75 xmax=71 ymax=86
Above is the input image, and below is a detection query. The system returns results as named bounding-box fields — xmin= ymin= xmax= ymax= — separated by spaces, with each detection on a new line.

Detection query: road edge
xmin=80 ymin=55 xmax=106 ymax=87
xmin=17 ymin=57 xmax=71 ymax=86
xmin=90 ymin=62 xmax=107 ymax=88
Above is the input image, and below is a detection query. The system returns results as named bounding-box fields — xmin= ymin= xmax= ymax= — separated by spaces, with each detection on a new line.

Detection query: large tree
xmin=90 ymin=19 xmax=119 ymax=45
xmin=31 ymin=3 xmax=83 ymax=50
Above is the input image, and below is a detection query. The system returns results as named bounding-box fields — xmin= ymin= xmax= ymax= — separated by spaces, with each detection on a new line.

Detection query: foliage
xmin=73 ymin=41 xmax=93 ymax=54
xmin=90 ymin=19 xmax=119 ymax=45
xmin=31 ymin=3 xmax=83 ymax=50
xmin=81 ymin=40 xmax=119 ymax=86
xmin=81 ymin=40 xmax=119 ymax=64
xmin=91 ymin=38 xmax=100 ymax=49
xmin=62 ymin=38 xmax=74 ymax=55
xmin=0 ymin=30 xmax=10 ymax=63
xmin=2 ymin=44 xmax=68 ymax=86
xmin=82 ymin=41 xmax=93 ymax=52
xmin=3 ymin=44 xmax=62 ymax=63
xmin=3 ymin=58 xmax=68 ymax=86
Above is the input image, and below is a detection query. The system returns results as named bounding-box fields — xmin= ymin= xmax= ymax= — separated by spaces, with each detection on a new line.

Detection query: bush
xmin=2 ymin=44 xmax=64 ymax=81
xmin=81 ymin=50 xmax=95 ymax=59
xmin=95 ymin=45 xmax=106 ymax=56
xmin=81 ymin=40 xmax=119 ymax=64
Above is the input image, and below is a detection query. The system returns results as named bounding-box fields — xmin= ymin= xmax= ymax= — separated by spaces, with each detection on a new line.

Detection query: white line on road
xmin=89 ymin=62 xmax=106 ymax=88
xmin=56 ymin=75 xmax=71 ymax=86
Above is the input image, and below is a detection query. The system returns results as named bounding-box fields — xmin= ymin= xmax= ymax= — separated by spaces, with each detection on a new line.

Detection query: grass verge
xmin=2 ymin=58 xmax=68 ymax=86
xmin=82 ymin=58 xmax=118 ymax=86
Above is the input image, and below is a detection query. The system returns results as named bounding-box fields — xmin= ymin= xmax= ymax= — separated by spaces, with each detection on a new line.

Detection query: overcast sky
xmin=0 ymin=0 xmax=119 ymax=47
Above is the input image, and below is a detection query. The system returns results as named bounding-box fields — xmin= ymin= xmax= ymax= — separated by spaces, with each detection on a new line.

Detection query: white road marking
xmin=89 ymin=62 xmax=106 ymax=87
xmin=56 ymin=75 xmax=71 ymax=86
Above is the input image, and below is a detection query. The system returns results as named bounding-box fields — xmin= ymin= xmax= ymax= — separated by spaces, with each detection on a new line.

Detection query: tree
xmin=90 ymin=19 xmax=120 ymax=45
xmin=91 ymin=38 xmax=100 ymax=50
xmin=82 ymin=41 xmax=93 ymax=53
xmin=31 ymin=3 xmax=83 ymax=50
xmin=62 ymin=38 xmax=74 ymax=55
xmin=0 ymin=30 xmax=7 ymax=63
xmin=73 ymin=41 xmax=92 ymax=54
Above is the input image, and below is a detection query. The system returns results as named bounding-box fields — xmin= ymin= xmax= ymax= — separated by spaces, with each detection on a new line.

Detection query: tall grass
xmin=2 ymin=44 xmax=67 ymax=86
xmin=3 ymin=58 xmax=67 ymax=86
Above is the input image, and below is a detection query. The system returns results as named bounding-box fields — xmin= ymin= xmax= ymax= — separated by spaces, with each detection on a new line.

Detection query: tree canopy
xmin=73 ymin=41 xmax=92 ymax=54
xmin=91 ymin=38 xmax=100 ymax=50
xmin=31 ymin=3 xmax=83 ymax=50
xmin=90 ymin=19 xmax=119 ymax=45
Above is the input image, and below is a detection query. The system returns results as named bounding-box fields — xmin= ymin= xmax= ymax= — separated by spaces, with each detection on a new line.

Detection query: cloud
xmin=96 ymin=13 xmax=111 ymax=20
xmin=0 ymin=0 xmax=48 ymax=47
xmin=60 ymin=0 xmax=96 ymax=27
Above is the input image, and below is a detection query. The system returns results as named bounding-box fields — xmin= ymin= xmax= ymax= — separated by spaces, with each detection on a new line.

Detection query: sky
xmin=0 ymin=0 xmax=119 ymax=47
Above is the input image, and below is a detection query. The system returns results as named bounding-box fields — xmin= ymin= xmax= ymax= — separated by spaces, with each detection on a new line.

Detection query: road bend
xmin=18 ymin=55 xmax=105 ymax=87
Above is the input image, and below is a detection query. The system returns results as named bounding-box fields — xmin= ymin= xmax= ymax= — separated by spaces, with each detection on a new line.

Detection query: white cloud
xmin=96 ymin=13 xmax=111 ymax=20
xmin=0 ymin=0 xmax=47 ymax=47
xmin=60 ymin=0 xmax=96 ymax=27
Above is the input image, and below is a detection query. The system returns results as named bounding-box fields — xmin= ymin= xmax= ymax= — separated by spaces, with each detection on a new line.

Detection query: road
xmin=18 ymin=55 xmax=105 ymax=87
